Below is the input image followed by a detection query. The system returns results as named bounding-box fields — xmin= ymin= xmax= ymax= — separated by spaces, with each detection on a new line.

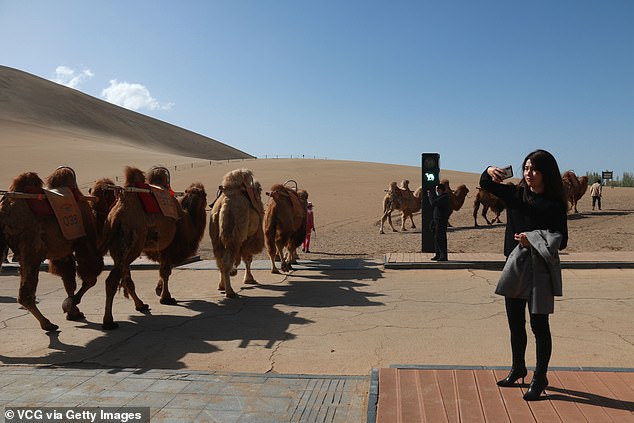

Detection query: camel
xmin=209 ymin=168 xmax=265 ymax=298
xmin=101 ymin=166 xmax=207 ymax=329
xmin=264 ymin=183 xmax=308 ymax=274
xmin=562 ymin=170 xmax=588 ymax=213
xmin=379 ymin=182 xmax=423 ymax=234
xmin=0 ymin=167 xmax=107 ymax=331
xmin=473 ymin=187 xmax=505 ymax=226
xmin=440 ymin=179 xmax=470 ymax=226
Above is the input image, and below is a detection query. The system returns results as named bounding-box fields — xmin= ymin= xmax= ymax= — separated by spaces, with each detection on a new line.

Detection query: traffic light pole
xmin=421 ymin=153 xmax=440 ymax=253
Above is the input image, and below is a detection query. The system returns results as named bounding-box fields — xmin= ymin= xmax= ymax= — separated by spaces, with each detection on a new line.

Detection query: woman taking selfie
xmin=480 ymin=149 xmax=568 ymax=401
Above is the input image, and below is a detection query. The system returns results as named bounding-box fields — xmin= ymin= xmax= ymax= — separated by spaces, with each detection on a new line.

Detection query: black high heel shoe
xmin=523 ymin=375 xmax=548 ymax=401
xmin=496 ymin=367 xmax=528 ymax=387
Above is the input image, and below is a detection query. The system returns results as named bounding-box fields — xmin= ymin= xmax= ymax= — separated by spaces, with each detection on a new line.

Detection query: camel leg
xmin=408 ymin=213 xmax=416 ymax=229
xmin=230 ymin=257 xmax=239 ymax=277
xmin=103 ymin=267 xmax=121 ymax=330
xmin=400 ymin=212 xmax=407 ymax=231
xmin=157 ymin=261 xmax=176 ymax=305
xmin=483 ymin=206 xmax=493 ymax=225
xmin=51 ymin=256 xmax=85 ymax=321
xmin=387 ymin=212 xmax=397 ymax=232
xmin=122 ymin=269 xmax=149 ymax=311
xmin=243 ymin=255 xmax=257 ymax=284
xmin=473 ymin=202 xmax=480 ymax=227
xmin=218 ymin=251 xmax=237 ymax=298
xmin=279 ymin=242 xmax=292 ymax=273
xmin=267 ymin=241 xmax=281 ymax=274
xmin=18 ymin=261 xmax=58 ymax=331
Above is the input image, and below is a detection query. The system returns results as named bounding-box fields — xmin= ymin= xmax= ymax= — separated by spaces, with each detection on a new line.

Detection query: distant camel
xmin=562 ymin=170 xmax=588 ymax=213
xmin=209 ymin=168 xmax=265 ymax=298
xmin=440 ymin=179 xmax=470 ymax=226
xmin=473 ymin=187 xmax=505 ymax=227
xmin=101 ymin=167 xmax=207 ymax=329
xmin=379 ymin=182 xmax=423 ymax=234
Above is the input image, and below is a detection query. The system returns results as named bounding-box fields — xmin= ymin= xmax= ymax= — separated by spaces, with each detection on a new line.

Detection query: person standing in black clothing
xmin=427 ymin=183 xmax=450 ymax=261
xmin=480 ymin=149 xmax=568 ymax=401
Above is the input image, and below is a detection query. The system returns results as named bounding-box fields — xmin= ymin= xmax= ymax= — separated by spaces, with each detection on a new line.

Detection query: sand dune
xmin=1 ymin=66 xmax=632 ymax=257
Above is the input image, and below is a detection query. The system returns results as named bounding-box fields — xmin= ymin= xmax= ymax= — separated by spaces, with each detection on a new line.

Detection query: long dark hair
xmin=518 ymin=149 xmax=567 ymax=208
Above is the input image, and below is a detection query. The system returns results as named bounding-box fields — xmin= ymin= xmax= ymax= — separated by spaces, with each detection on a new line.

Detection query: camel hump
xmin=147 ymin=166 xmax=171 ymax=189
xmin=9 ymin=172 xmax=43 ymax=192
xmin=221 ymin=168 xmax=254 ymax=190
xmin=124 ymin=166 xmax=145 ymax=186
xmin=46 ymin=166 xmax=78 ymax=190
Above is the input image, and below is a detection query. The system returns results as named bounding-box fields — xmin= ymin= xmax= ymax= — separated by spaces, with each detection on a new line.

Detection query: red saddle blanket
xmin=24 ymin=186 xmax=54 ymax=216
xmin=135 ymin=183 xmax=178 ymax=219
xmin=135 ymin=183 xmax=161 ymax=214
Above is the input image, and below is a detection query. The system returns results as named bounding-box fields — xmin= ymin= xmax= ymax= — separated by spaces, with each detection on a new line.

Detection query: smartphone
xmin=501 ymin=165 xmax=513 ymax=180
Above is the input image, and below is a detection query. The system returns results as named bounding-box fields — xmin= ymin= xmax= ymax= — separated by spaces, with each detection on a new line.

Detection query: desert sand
xmin=1 ymin=65 xmax=633 ymax=261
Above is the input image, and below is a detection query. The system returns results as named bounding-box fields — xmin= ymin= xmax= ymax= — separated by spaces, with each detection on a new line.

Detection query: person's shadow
xmin=545 ymin=384 xmax=634 ymax=412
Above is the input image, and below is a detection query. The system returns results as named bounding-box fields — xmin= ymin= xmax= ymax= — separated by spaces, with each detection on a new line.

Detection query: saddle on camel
xmin=0 ymin=166 xmax=110 ymax=331
xmin=100 ymin=166 xmax=207 ymax=330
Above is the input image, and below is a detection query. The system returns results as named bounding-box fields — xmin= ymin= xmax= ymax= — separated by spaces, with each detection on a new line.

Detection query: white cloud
xmin=101 ymin=79 xmax=174 ymax=112
xmin=52 ymin=66 xmax=94 ymax=89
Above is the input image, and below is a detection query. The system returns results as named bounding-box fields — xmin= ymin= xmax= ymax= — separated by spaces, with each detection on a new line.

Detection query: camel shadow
xmin=255 ymin=262 xmax=385 ymax=308
xmin=449 ymin=224 xmax=504 ymax=233
xmin=568 ymin=210 xmax=633 ymax=220
xmin=0 ymin=298 xmax=311 ymax=370
xmin=546 ymin=385 xmax=634 ymax=411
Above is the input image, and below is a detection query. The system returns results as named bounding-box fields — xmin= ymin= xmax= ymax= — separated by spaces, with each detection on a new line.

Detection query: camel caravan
xmin=0 ymin=165 xmax=312 ymax=331
xmin=380 ymin=169 xmax=591 ymax=233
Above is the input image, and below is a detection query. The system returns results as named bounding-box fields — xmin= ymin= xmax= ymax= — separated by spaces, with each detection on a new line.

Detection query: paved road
xmin=1 ymin=256 xmax=632 ymax=422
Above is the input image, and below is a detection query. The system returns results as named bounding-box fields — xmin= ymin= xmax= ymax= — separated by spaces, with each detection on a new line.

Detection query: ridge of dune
xmin=0 ymin=65 xmax=252 ymax=161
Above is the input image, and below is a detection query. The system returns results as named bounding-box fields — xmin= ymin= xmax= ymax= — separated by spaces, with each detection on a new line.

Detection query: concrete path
xmin=1 ymin=256 xmax=632 ymax=421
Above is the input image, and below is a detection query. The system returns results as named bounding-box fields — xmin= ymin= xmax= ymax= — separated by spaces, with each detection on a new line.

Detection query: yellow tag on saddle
xmin=149 ymin=185 xmax=180 ymax=220
xmin=44 ymin=187 xmax=86 ymax=240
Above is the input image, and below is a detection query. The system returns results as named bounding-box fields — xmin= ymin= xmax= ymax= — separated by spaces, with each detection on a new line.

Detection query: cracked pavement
xmin=0 ymin=262 xmax=632 ymax=375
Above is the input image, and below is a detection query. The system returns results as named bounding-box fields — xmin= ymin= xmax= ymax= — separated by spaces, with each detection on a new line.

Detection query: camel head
xmin=298 ymin=189 xmax=309 ymax=207
xmin=147 ymin=166 xmax=171 ymax=189
xmin=450 ymin=184 xmax=470 ymax=210
xmin=46 ymin=166 xmax=78 ymax=190
xmin=180 ymin=182 xmax=207 ymax=215
xmin=10 ymin=172 xmax=43 ymax=192
xmin=90 ymin=178 xmax=117 ymax=213
xmin=124 ymin=167 xmax=145 ymax=187
xmin=266 ymin=184 xmax=285 ymax=200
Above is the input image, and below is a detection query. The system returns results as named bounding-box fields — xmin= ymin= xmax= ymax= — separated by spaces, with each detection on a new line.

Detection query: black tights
xmin=505 ymin=297 xmax=552 ymax=376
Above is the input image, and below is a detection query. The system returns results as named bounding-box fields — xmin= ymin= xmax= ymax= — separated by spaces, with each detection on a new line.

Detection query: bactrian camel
xmin=379 ymin=182 xmax=423 ymax=234
xmin=101 ymin=166 xmax=207 ymax=329
xmin=562 ymin=170 xmax=588 ymax=213
xmin=209 ymin=168 xmax=265 ymax=298
xmin=0 ymin=167 xmax=110 ymax=331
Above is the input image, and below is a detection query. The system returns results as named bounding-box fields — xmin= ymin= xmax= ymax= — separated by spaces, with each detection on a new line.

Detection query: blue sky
xmin=1 ymin=1 xmax=632 ymax=177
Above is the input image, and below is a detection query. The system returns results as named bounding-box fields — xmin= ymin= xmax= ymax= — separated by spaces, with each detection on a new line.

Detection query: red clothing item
xmin=306 ymin=209 xmax=315 ymax=232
